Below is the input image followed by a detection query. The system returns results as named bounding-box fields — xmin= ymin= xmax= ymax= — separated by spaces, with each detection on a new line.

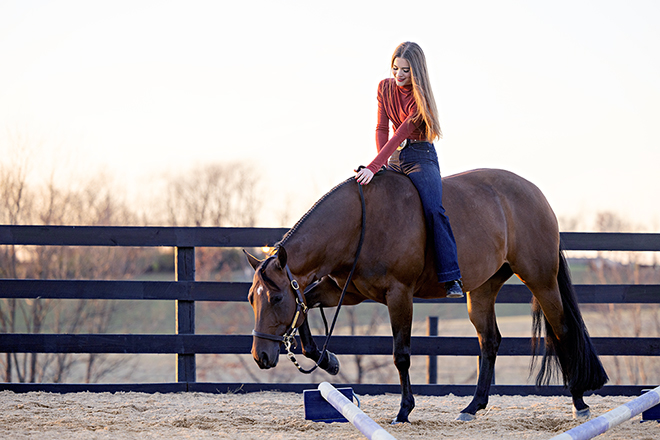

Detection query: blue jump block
xmin=641 ymin=388 xmax=660 ymax=422
xmin=304 ymin=387 xmax=358 ymax=423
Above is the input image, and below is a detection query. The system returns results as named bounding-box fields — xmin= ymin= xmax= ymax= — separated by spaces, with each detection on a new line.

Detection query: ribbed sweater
xmin=367 ymin=78 xmax=426 ymax=173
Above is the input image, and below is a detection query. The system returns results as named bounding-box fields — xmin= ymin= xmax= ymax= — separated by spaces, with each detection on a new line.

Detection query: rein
xmin=252 ymin=180 xmax=367 ymax=374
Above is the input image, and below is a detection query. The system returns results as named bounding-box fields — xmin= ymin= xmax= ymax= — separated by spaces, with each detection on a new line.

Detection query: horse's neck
xmin=282 ymin=194 xmax=360 ymax=288
xmin=280 ymin=237 xmax=325 ymax=288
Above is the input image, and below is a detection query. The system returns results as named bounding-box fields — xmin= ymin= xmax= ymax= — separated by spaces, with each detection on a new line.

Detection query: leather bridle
xmin=251 ymin=264 xmax=308 ymax=354
xmin=251 ymin=179 xmax=366 ymax=374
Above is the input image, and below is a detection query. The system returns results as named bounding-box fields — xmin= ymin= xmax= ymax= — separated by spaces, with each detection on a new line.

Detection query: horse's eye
xmin=269 ymin=295 xmax=283 ymax=305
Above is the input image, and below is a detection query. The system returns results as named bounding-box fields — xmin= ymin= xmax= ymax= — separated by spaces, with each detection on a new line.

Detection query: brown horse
xmin=245 ymin=168 xmax=607 ymax=423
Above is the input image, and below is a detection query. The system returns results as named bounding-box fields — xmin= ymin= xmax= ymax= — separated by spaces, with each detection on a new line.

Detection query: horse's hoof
xmin=456 ymin=412 xmax=476 ymax=421
xmin=391 ymin=410 xmax=410 ymax=425
xmin=573 ymin=407 xmax=590 ymax=419
xmin=323 ymin=352 xmax=340 ymax=375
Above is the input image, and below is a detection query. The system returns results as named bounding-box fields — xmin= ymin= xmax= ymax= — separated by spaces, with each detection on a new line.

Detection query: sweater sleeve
xmin=366 ymin=116 xmax=417 ymax=174
xmin=375 ymin=81 xmax=390 ymax=153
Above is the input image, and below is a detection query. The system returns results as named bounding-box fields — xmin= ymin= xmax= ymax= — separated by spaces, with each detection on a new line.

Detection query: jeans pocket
xmin=406 ymin=144 xmax=438 ymax=166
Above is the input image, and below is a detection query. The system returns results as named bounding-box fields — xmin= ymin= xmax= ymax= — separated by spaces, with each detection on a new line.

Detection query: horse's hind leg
xmin=526 ymin=280 xmax=589 ymax=415
xmin=458 ymin=264 xmax=513 ymax=421
xmin=520 ymin=254 xmax=607 ymax=419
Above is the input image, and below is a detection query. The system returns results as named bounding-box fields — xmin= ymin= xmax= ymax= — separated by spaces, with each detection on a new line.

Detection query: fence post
xmin=427 ymin=316 xmax=438 ymax=384
xmin=175 ymin=246 xmax=196 ymax=383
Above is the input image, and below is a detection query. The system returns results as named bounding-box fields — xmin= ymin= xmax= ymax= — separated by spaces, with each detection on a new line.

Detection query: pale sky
xmin=1 ymin=0 xmax=659 ymax=230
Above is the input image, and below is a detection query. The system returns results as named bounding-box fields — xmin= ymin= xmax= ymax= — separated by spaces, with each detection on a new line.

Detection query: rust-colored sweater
xmin=366 ymin=78 xmax=426 ymax=174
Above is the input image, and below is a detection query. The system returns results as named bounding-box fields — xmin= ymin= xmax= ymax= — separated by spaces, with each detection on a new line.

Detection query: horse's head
xmin=245 ymin=246 xmax=306 ymax=369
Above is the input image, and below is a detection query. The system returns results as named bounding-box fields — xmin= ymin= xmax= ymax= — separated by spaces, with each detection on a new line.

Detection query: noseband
xmin=251 ymin=180 xmax=366 ymax=373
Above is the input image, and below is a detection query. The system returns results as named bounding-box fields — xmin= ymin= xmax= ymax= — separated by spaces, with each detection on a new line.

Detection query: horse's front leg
xmin=458 ymin=283 xmax=502 ymax=421
xmin=297 ymin=318 xmax=340 ymax=375
xmin=386 ymin=286 xmax=415 ymax=424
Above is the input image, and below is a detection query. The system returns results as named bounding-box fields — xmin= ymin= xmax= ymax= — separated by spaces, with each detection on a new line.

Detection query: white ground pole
xmin=549 ymin=385 xmax=660 ymax=440
xmin=318 ymin=382 xmax=398 ymax=440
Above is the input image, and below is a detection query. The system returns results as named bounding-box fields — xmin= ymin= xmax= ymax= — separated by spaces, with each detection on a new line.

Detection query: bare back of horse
xmin=306 ymin=169 xmax=559 ymax=306
xmin=247 ymin=168 xmax=607 ymax=423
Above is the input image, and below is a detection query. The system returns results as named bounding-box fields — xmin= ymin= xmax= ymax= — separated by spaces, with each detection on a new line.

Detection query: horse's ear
xmin=275 ymin=246 xmax=287 ymax=269
xmin=243 ymin=250 xmax=262 ymax=271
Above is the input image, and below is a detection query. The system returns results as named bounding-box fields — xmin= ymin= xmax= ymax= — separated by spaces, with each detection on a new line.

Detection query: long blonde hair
xmin=391 ymin=42 xmax=442 ymax=140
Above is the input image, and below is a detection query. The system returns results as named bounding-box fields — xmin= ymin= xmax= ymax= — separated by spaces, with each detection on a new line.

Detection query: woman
xmin=355 ymin=41 xmax=463 ymax=298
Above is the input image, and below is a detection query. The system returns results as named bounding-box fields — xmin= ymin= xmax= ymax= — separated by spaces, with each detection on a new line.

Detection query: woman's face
xmin=392 ymin=57 xmax=412 ymax=87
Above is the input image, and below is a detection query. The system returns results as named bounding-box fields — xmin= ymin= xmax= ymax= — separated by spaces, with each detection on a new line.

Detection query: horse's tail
xmin=531 ymin=251 xmax=608 ymax=393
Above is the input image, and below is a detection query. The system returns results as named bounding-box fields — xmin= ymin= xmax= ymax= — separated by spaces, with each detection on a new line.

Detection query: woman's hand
xmin=355 ymin=167 xmax=374 ymax=185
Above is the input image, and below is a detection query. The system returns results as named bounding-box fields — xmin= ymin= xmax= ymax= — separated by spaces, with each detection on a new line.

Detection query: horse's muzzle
xmin=253 ymin=346 xmax=279 ymax=369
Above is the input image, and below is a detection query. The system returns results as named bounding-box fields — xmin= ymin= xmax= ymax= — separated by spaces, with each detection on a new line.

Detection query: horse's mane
xmin=275 ymin=176 xmax=355 ymax=248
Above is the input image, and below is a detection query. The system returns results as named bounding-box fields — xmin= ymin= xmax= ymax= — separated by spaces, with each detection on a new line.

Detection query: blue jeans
xmin=388 ymin=142 xmax=462 ymax=283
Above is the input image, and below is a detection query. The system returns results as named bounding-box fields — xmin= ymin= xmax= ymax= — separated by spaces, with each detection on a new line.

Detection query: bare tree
xmin=0 ymin=133 xmax=35 ymax=381
xmin=0 ymin=144 xmax=152 ymax=383
xmin=165 ymin=162 xmax=259 ymax=228
xmin=163 ymin=161 xmax=262 ymax=280
xmin=161 ymin=161 xmax=264 ymax=380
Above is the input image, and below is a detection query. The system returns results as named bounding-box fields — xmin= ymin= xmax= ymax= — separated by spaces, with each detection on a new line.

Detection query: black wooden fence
xmin=1 ymin=225 xmax=659 ymax=396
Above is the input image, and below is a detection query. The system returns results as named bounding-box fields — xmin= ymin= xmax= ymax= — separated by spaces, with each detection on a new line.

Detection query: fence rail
xmin=1 ymin=226 xmax=659 ymax=395
xmin=2 ymin=280 xmax=660 ymax=302
xmin=1 ymin=334 xmax=659 ymax=356
xmin=3 ymin=225 xmax=660 ymax=250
